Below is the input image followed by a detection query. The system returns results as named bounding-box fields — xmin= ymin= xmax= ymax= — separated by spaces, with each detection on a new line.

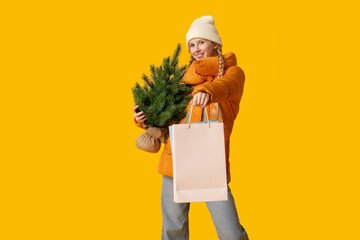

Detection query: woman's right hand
xmin=133 ymin=105 xmax=147 ymax=123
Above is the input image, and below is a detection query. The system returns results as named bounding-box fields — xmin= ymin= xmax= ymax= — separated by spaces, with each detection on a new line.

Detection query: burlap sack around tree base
xmin=135 ymin=124 xmax=169 ymax=153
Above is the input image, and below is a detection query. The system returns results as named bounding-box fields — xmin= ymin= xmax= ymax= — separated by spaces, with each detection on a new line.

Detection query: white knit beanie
xmin=186 ymin=15 xmax=222 ymax=50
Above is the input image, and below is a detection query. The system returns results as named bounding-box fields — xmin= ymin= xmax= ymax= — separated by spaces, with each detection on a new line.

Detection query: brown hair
xmin=188 ymin=43 xmax=224 ymax=79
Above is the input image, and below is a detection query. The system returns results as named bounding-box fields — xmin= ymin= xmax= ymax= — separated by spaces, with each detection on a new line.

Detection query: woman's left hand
xmin=192 ymin=92 xmax=210 ymax=107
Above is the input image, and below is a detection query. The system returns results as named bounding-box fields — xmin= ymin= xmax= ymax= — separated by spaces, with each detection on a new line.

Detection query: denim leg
xmin=206 ymin=186 xmax=249 ymax=240
xmin=161 ymin=176 xmax=190 ymax=240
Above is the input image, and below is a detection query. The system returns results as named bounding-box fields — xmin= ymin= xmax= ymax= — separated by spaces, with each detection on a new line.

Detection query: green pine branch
xmin=132 ymin=44 xmax=192 ymax=127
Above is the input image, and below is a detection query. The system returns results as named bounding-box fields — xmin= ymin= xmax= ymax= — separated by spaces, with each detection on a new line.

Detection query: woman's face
xmin=188 ymin=38 xmax=218 ymax=60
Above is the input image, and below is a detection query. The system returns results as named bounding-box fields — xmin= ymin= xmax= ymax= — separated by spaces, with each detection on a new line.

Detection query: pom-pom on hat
xmin=186 ymin=15 xmax=222 ymax=50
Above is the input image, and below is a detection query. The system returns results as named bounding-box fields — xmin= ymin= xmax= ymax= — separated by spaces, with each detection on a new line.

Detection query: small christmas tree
xmin=132 ymin=44 xmax=193 ymax=153
xmin=133 ymin=44 xmax=192 ymax=128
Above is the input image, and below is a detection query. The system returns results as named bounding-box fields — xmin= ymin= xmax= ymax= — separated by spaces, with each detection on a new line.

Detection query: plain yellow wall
xmin=1 ymin=0 xmax=359 ymax=239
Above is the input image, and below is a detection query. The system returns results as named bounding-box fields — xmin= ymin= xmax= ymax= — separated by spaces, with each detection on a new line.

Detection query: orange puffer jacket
xmin=136 ymin=52 xmax=245 ymax=182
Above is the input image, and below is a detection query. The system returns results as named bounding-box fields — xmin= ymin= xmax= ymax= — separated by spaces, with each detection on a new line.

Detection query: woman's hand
xmin=192 ymin=92 xmax=210 ymax=107
xmin=133 ymin=105 xmax=147 ymax=123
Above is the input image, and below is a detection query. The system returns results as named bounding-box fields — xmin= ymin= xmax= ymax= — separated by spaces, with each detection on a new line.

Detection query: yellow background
xmin=1 ymin=0 xmax=359 ymax=239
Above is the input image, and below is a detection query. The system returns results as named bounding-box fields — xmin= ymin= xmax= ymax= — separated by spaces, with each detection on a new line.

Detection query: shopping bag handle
xmin=184 ymin=106 xmax=210 ymax=128
xmin=185 ymin=106 xmax=208 ymax=123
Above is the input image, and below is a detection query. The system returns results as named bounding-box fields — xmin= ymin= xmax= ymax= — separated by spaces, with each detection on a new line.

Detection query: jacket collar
xmin=183 ymin=52 xmax=237 ymax=85
xmin=194 ymin=52 xmax=237 ymax=75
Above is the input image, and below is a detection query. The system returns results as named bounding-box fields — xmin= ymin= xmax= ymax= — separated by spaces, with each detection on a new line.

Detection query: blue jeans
xmin=161 ymin=176 xmax=249 ymax=240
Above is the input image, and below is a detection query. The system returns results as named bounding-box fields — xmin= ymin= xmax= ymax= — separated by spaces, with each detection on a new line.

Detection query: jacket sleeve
xmin=193 ymin=66 xmax=245 ymax=103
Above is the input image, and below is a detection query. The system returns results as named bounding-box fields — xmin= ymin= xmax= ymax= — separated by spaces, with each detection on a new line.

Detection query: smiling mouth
xmin=196 ymin=53 xmax=204 ymax=59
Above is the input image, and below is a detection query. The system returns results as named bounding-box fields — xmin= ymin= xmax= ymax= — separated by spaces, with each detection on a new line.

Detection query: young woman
xmin=133 ymin=15 xmax=249 ymax=240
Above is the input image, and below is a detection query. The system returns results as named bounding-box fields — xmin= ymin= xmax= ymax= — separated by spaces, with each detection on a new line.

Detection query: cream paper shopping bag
xmin=169 ymin=107 xmax=228 ymax=203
